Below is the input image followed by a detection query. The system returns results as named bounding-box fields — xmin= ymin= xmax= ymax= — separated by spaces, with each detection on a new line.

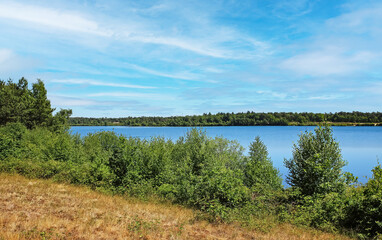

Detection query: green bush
xmin=0 ymin=122 xmax=27 ymax=160
xmin=22 ymin=127 xmax=80 ymax=162
xmin=161 ymin=129 xmax=249 ymax=208
xmin=0 ymin=157 xmax=63 ymax=179
xmin=351 ymin=163 xmax=382 ymax=238
xmin=194 ymin=166 xmax=249 ymax=208
xmin=244 ymin=136 xmax=282 ymax=195
xmin=284 ymin=126 xmax=347 ymax=196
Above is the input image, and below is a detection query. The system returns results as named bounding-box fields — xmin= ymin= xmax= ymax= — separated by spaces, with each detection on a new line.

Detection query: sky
xmin=0 ymin=0 xmax=381 ymax=117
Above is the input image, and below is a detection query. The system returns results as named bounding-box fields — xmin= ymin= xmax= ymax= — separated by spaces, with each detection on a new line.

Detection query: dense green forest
xmin=70 ymin=111 xmax=382 ymax=126
xmin=1 ymin=78 xmax=382 ymax=238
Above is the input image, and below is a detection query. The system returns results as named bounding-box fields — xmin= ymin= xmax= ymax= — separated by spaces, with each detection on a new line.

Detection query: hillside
xmin=0 ymin=174 xmax=352 ymax=240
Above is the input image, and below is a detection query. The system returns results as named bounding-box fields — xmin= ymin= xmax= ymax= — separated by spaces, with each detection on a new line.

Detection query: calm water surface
xmin=71 ymin=126 xmax=382 ymax=184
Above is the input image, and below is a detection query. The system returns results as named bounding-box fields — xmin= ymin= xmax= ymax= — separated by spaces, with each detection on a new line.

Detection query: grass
xmin=0 ymin=173 xmax=353 ymax=240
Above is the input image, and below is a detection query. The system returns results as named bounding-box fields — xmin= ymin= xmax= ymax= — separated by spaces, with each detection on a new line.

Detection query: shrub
xmin=159 ymin=129 xmax=250 ymax=216
xmin=284 ymin=126 xmax=347 ymax=196
xmin=244 ymin=136 xmax=282 ymax=195
xmin=353 ymin=163 xmax=382 ymax=238
xmin=0 ymin=122 xmax=27 ymax=160
xmin=0 ymin=157 xmax=63 ymax=179
xmin=194 ymin=166 xmax=249 ymax=208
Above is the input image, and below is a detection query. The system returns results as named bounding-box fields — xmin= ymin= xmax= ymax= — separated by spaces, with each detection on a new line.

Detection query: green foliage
xmin=347 ymin=163 xmax=382 ymax=238
xmin=0 ymin=78 xmax=32 ymax=126
xmin=0 ymin=158 xmax=63 ymax=179
xmin=244 ymin=136 xmax=283 ymax=195
xmin=51 ymin=109 xmax=73 ymax=132
xmin=0 ymin=122 xmax=27 ymax=160
xmin=158 ymin=129 xmax=249 ymax=215
xmin=284 ymin=126 xmax=347 ymax=196
xmin=0 ymin=78 xmax=71 ymax=130
xmin=4 ymin=76 xmax=380 ymax=237
xmin=70 ymin=111 xmax=382 ymax=127
xmin=0 ymin=121 xmax=381 ymax=238
xmin=292 ymin=192 xmax=348 ymax=232
xmin=194 ymin=166 xmax=249 ymax=210
xmin=278 ymin=126 xmax=376 ymax=235
xmin=29 ymin=79 xmax=54 ymax=128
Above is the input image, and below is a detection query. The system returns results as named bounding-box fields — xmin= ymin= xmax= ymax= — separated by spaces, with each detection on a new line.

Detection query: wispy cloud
xmin=125 ymin=63 xmax=203 ymax=81
xmin=270 ymin=0 xmax=314 ymax=19
xmin=326 ymin=4 xmax=382 ymax=33
xmin=48 ymin=94 xmax=97 ymax=107
xmin=341 ymin=82 xmax=382 ymax=95
xmin=0 ymin=1 xmax=269 ymax=59
xmin=306 ymin=95 xmax=347 ymax=100
xmin=51 ymin=79 xmax=156 ymax=89
xmin=255 ymin=90 xmax=288 ymax=99
xmin=128 ymin=35 xmax=230 ymax=59
xmin=0 ymin=48 xmax=35 ymax=73
xmin=0 ymin=2 xmax=111 ymax=36
xmin=278 ymin=2 xmax=382 ymax=77
xmin=280 ymin=50 xmax=375 ymax=76
xmin=49 ymin=94 xmax=174 ymax=117
xmin=87 ymin=92 xmax=176 ymax=100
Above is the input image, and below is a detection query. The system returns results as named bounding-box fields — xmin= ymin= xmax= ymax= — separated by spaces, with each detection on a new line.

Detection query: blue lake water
xmin=71 ymin=126 xmax=382 ymax=184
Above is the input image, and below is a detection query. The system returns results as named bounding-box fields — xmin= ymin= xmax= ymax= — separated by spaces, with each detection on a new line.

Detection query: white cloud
xmin=0 ymin=48 xmax=34 ymax=72
xmin=49 ymin=94 xmax=97 ymax=107
xmin=271 ymin=0 xmax=314 ymax=19
xmin=0 ymin=49 xmax=12 ymax=63
xmin=49 ymin=94 xmax=175 ymax=115
xmin=279 ymin=2 xmax=382 ymax=77
xmin=87 ymin=92 xmax=176 ymax=100
xmin=0 ymin=2 xmax=111 ymax=36
xmin=0 ymin=48 xmax=16 ymax=70
xmin=341 ymin=82 xmax=382 ymax=95
xmin=326 ymin=5 xmax=382 ymax=34
xmin=280 ymin=50 xmax=375 ymax=76
xmin=124 ymin=63 xmax=208 ymax=82
xmin=0 ymin=2 xmax=269 ymax=59
xmin=123 ymin=29 xmax=269 ymax=59
xmin=51 ymin=79 xmax=156 ymax=89
xmin=307 ymin=94 xmax=347 ymax=100
xmin=255 ymin=90 xmax=287 ymax=99
xmin=128 ymin=35 xmax=230 ymax=59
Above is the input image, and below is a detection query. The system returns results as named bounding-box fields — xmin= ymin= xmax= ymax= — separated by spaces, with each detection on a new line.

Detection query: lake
xmin=71 ymin=126 xmax=382 ymax=184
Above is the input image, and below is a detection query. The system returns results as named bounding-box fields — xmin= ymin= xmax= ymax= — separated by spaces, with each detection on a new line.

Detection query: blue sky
xmin=0 ymin=0 xmax=381 ymax=117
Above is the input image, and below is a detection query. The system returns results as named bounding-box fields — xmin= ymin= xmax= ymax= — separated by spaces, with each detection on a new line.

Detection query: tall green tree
xmin=244 ymin=136 xmax=282 ymax=194
xmin=0 ymin=78 xmax=71 ymax=130
xmin=284 ymin=126 xmax=347 ymax=196
xmin=29 ymin=79 xmax=54 ymax=127
xmin=0 ymin=78 xmax=33 ymax=126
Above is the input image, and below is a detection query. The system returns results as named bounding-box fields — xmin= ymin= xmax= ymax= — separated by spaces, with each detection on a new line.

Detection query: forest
xmin=1 ymin=78 xmax=381 ymax=239
xmin=70 ymin=111 xmax=382 ymax=126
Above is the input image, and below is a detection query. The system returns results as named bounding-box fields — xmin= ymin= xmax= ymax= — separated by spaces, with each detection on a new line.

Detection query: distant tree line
xmin=70 ymin=111 xmax=382 ymax=126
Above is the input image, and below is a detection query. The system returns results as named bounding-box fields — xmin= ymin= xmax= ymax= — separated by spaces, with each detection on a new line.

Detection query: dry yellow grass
xmin=0 ymin=173 xmax=353 ymax=240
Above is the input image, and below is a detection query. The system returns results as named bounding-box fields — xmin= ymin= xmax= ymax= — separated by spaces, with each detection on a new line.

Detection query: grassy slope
xmin=0 ymin=174 xmax=352 ymax=240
